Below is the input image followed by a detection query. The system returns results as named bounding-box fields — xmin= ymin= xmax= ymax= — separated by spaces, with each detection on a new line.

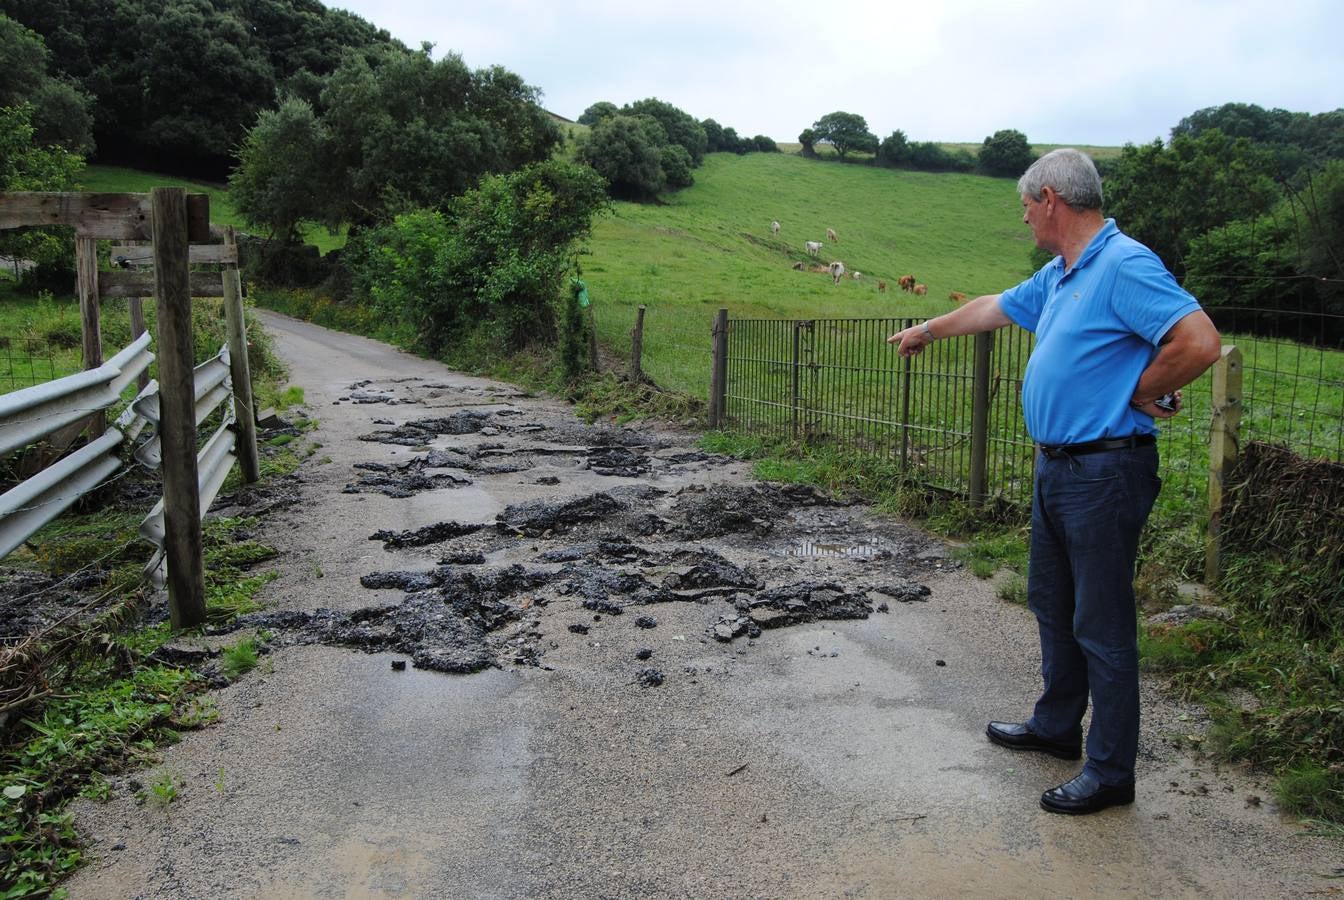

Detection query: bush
xmin=576 ymin=114 xmax=668 ymax=200
xmin=979 ymin=128 xmax=1036 ymax=177
xmin=908 ymin=141 xmax=974 ymax=172
xmin=878 ymin=130 xmax=911 ymax=167
xmin=348 ymin=159 xmax=607 ymax=354
xmin=660 ymin=144 xmax=694 ymax=189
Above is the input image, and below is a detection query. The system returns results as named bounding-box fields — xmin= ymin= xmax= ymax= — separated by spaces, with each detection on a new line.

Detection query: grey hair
xmin=1016 ymin=149 xmax=1103 ymax=210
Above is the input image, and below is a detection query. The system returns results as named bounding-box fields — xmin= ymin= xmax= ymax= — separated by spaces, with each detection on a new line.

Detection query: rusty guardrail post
xmin=1204 ymin=344 xmax=1242 ymax=584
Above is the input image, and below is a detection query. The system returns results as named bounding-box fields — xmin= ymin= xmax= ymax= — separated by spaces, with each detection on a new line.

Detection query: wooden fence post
xmin=969 ymin=330 xmax=993 ymax=505
xmin=630 ymin=305 xmax=646 ymax=383
xmin=1204 ymin=344 xmax=1242 ymax=584
xmin=708 ymin=309 xmax=729 ymax=428
xmin=586 ymin=306 xmax=601 ymax=373
xmin=75 ymin=236 xmax=105 ymax=435
xmin=151 ymin=187 xmax=207 ymax=629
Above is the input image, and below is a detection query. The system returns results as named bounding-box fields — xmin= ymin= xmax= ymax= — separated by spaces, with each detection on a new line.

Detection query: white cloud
xmin=331 ymin=0 xmax=1344 ymax=145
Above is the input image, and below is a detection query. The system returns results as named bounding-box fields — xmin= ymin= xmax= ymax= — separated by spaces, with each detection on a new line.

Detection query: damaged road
xmin=63 ymin=312 xmax=1342 ymax=899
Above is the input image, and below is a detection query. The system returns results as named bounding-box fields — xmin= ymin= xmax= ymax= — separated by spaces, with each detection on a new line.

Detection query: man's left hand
xmin=1132 ymin=390 xmax=1182 ymax=419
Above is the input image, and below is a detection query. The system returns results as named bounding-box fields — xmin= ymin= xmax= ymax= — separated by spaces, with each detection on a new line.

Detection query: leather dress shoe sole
xmin=1040 ymin=773 xmax=1135 ymax=815
xmin=985 ymin=721 xmax=1082 ymax=760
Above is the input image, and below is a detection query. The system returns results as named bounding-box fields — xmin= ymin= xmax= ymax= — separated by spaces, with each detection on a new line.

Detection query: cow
xmin=826 ymin=227 xmax=838 ymax=243
xmin=771 ymin=220 xmax=780 ymax=236
xmin=948 ymin=290 xmax=968 ymax=303
xmin=898 ymin=274 xmax=916 ymax=292
xmin=805 ymin=240 xmax=823 ymax=257
xmin=829 ymin=260 xmax=846 ymax=284
xmin=877 ymin=280 xmax=887 ymax=293
xmin=791 ymin=261 xmax=805 ymax=270
xmin=852 ymin=271 xmax=861 ymax=280
xmin=913 ymin=283 xmax=928 ymax=295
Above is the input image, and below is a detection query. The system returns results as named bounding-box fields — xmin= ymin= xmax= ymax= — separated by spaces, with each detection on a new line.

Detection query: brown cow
xmin=898 ymin=274 xmax=916 ymax=292
xmin=948 ymin=290 xmax=968 ymax=303
xmin=913 ymin=283 xmax=928 ymax=295
xmin=877 ymin=280 xmax=887 ymax=293
xmin=826 ymin=227 xmax=838 ymax=243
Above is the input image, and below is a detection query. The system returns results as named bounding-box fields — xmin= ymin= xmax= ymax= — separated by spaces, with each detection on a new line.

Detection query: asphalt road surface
xmin=64 ymin=311 xmax=1341 ymax=898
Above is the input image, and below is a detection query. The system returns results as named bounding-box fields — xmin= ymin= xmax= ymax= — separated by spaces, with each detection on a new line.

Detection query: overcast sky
xmin=330 ymin=0 xmax=1342 ymax=147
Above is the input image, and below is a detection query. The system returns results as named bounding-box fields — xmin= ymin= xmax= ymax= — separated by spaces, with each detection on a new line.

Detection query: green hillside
xmin=581 ymin=152 xmax=1037 ymax=396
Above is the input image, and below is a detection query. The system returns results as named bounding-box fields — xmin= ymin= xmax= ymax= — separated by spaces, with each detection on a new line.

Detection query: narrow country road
xmin=64 ymin=311 xmax=1340 ymax=898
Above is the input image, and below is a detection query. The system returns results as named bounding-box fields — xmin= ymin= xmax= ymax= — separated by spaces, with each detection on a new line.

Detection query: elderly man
xmin=888 ymin=149 xmax=1221 ymax=814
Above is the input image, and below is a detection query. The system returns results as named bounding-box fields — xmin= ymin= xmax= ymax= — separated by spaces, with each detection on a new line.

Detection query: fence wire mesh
xmin=721 ymin=312 xmax=1344 ymax=520
xmin=0 ymin=340 xmax=58 ymax=393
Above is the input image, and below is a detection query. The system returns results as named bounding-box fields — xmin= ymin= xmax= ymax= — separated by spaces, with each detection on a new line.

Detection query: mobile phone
xmin=1153 ymin=392 xmax=1178 ymax=412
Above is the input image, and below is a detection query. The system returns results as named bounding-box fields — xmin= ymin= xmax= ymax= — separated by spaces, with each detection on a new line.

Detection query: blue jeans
xmin=1025 ymin=443 xmax=1160 ymax=787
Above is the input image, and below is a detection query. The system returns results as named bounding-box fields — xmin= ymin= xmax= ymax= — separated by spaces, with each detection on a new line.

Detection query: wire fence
xmin=719 ymin=310 xmax=1344 ymax=523
xmin=0 ymin=340 xmax=57 ymax=393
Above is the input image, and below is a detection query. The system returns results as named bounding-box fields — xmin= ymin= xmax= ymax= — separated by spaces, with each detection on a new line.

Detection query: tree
xmin=798 ymin=128 xmax=818 ymax=157
xmin=1105 ymin=129 xmax=1279 ymax=276
xmin=810 ymin=111 xmax=877 ymax=159
xmin=878 ymin=130 xmax=911 ymax=166
xmin=622 ymin=97 xmax=707 ymax=165
xmin=720 ymin=127 xmax=745 ymax=154
xmin=229 ymin=44 xmax=561 ymax=232
xmin=979 ymin=128 xmax=1035 ymax=177
xmin=2 ymin=0 xmax=401 ymax=177
xmin=660 ymin=143 xmax=694 ymax=189
xmin=0 ymin=102 xmax=83 ymax=286
xmin=751 ymin=135 xmax=778 ymax=153
xmin=701 ymin=118 xmax=724 ymax=152
xmin=0 ymin=14 xmax=93 ymax=154
xmin=578 ymin=101 xmax=618 ymax=126
xmin=228 ymin=96 xmax=330 ymax=243
xmin=575 ymin=114 xmax=668 ymax=200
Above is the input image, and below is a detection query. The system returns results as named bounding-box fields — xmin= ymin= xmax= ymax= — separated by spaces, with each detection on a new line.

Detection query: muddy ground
xmin=53 ymin=312 xmax=1342 ymax=898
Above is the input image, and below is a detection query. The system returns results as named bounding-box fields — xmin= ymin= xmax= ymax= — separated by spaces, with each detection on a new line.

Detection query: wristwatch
xmin=922 ymin=321 xmax=935 ymax=342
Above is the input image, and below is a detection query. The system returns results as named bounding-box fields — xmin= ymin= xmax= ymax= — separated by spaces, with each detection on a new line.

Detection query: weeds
xmin=220 ymin=640 xmax=260 ymax=681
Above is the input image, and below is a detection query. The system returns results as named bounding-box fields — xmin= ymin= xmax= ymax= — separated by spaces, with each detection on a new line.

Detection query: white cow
xmin=771 ymin=220 xmax=781 ymax=236
xmin=805 ymin=240 xmax=823 ymax=257
xmin=829 ymin=261 xmax=845 ymax=284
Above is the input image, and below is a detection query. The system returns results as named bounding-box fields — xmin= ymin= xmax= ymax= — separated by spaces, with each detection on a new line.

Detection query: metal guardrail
xmin=0 ymin=332 xmax=153 ymax=457
xmin=0 ymin=342 xmax=237 ymax=571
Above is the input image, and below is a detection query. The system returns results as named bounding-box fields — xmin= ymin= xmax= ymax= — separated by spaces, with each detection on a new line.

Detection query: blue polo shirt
xmin=997 ymin=219 xmax=1201 ymax=446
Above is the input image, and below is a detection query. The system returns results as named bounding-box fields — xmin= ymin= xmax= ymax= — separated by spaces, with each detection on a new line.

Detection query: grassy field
xmin=583 ymin=151 xmax=1035 ymax=395
xmin=78 ymin=165 xmax=346 ymax=254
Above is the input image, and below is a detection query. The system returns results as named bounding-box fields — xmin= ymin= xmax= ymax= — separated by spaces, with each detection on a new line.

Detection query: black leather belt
xmin=1038 ymin=434 xmax=1155 ymax=458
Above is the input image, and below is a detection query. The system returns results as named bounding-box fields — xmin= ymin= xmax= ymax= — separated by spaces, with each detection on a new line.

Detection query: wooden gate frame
xmin=0 ymin=189 xmax=259 ymax=628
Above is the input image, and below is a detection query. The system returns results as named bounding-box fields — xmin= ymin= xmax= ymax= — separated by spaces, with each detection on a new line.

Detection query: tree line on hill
xmin=799 ymin=111 xmax=1035 ymax=176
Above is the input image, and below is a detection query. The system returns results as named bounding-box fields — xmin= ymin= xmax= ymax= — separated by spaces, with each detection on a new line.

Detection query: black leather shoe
xmin=985 ymin=721 xmax=1081 ymax=760
xmin=1040 ymin=770 xmax=1135 ymax=815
